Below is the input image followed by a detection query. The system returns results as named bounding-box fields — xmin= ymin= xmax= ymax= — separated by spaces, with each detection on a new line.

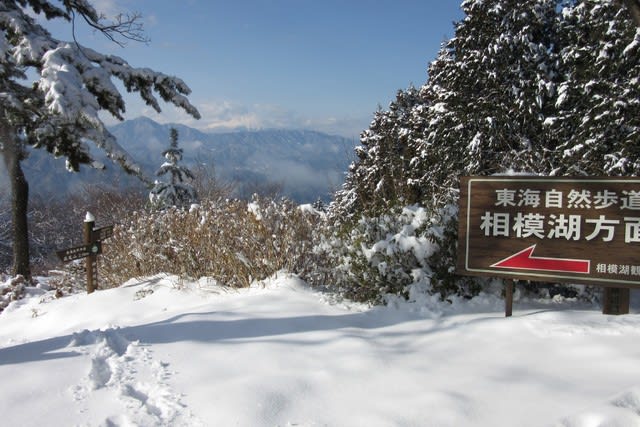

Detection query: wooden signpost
xmin=56 ymin=212 xmax=114 ymax=294
xmin=56 ymin=241 xmax=102 ymax=263
xmin=457 ymin=176 xmax=640 ymax=316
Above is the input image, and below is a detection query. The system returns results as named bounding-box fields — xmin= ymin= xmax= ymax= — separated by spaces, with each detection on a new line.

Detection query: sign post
xmin=505 ymin=279 xmax=514 ymax=317
xmin=602 ymin=288 xmax=630 ymax=315
xmin=457 ymin=176 xmax=640 ymax=315
xmin=83 ymin=212 xmax=97 ymax=293
xmin=56 ymin=212 xmax=113 ymax=294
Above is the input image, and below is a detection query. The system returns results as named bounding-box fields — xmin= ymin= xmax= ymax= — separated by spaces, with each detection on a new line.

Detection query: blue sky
xmin=63 ymin=1 xmax=464 ymax=137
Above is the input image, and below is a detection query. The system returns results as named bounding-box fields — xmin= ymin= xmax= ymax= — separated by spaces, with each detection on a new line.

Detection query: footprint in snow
xmin=67 ymin=328 xmax=202 ymax=426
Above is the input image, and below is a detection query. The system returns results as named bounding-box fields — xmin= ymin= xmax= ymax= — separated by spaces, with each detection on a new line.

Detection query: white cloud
xmin=90 ymin=0 xmax=122 ymax=18
xmin=132 ymin=99 xmax=368 ymax=138
xmin=90 ymin=0 xmax=157 ymax=31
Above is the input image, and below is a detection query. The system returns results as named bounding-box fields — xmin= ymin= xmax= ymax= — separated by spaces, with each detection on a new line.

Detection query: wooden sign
xmin=92 ymin=225 xmax=114 ymax=242
xmin=54 ymin=213 xmax=114 ymax=294
xmin=457 ymin=176 xmax=640 ymax=288
xmin=56 ymin=242 xmax=102 ymax=263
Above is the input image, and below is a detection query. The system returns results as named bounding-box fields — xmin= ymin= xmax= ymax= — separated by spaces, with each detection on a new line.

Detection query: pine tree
xmin=149 ymin=128 xmax=198 ymax=209
xmin=0 ymin=1 xmax=200 ymax=278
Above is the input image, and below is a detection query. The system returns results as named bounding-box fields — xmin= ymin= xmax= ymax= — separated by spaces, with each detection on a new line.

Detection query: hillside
xmin=110 ymin=117 xmax=356 ymax=202
xmin=3 ymin=117 xmax=356 ymax=203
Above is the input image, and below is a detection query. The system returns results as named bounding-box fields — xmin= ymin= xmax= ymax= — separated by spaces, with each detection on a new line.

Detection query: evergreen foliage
xmin=331 ymin=86 xmax=424 ymax=223
xmin=149 ymin=128 xmax=198 ymax=209
xmin=552 ymin=0 xmax=640 ymax=175
xmin=1 ymin=0 xmax=200 ymax=174
xmin=313 ymin=203 xmax=482 ymax=304
xmin=324 ymin=0 xmax=640 ymax=303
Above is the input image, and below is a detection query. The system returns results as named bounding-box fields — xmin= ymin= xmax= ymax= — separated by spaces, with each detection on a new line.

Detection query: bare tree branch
xmin=76 ymin=11 xmax=149 ymax=47
xmin=67 ymin=0 xmax=149 ymax=47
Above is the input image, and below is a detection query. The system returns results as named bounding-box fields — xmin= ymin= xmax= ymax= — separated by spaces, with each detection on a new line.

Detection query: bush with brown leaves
xmin=101 ymin=196 xmax=322 ymax=288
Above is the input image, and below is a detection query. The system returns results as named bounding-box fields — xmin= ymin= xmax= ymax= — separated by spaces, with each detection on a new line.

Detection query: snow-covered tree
xmin=552 ymin=0 xmax=640 ymax=175
xmin=410 ymin=0 xmax=640 ymax=205
xmin=325 ymin=0 xmax=640 ymax=302
xmin=413 ymin=0 xmax=560 ymax=200
xmin=333 ymin=0 xmax=563 ymax=221
xmin=149 ymin=127 xmax=198 ymax=209
xmin=0 ymin=0 xmax=200 ymax=278
xmin=331 ymin=86 xmax=424 ymax=222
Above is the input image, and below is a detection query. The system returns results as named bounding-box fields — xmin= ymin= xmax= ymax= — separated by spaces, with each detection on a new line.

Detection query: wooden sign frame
xmin=457 ymin=176 xmax=640 ymax=315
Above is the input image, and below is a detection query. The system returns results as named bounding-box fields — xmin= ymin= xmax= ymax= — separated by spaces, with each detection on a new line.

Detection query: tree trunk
xmin=0 ymin=119 xmax=31 ymax=280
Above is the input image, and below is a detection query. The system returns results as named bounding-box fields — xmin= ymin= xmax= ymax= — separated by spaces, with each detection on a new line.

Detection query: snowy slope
xmin=0 ymin=274 xmax=639 ymax=427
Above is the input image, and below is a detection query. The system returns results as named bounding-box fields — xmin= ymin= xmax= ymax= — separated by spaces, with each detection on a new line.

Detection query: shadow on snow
xmin=0 ymin=309 xmax=434 ymax=366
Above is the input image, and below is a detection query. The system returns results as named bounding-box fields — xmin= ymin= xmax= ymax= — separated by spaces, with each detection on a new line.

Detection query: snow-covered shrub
xmin=0 ymin=275 xmax=27 ymax=313
xmin=46 ymin=264 xmax=87 ymax=295
xmin=312 ymin=204 xmax=481 ymax=304
xmin=101 ymin=196 xmax=321 ymax=288
xmin=246 ymin=195 xmax=322 ymax=278
xmin=419 ymin=204 xmax=482 ymax=300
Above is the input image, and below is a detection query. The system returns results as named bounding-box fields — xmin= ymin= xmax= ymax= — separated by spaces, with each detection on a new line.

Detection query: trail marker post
xmin=83 ymin=212 xmax=97 ymax=293
xmin=56 ymin=212 xmax=113 ymax=294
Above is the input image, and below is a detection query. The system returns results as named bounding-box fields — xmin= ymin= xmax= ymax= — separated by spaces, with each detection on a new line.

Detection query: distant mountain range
xmin=4 ymin=117 xmax=357 ymax=203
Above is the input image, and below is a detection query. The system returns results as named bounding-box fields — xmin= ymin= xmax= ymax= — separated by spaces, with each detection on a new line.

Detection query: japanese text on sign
xmin=480 ymin=188 xmax=640 ymax=243
xmin=456 ymin=176 xmax=640 ymax=288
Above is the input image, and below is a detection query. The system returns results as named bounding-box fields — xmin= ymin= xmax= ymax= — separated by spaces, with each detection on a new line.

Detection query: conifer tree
xmin=333 ymin=0 xmax=563 ymax=220
xmin=331 ymin=86 xmax=423 ymax=221
xmin=408 ymin=0 xmax=640 ymax=208
xmin=149 ymin=128 xmax=198 ymax=209
xmin=411 ymin=0 xmax=560 ymax=206
xmin=552 ymin=0 xmax=640 ymax=175
xmin=325 ymin=0 xmax=640 ymax=302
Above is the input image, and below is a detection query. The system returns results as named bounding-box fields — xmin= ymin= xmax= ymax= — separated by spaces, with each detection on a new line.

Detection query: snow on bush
xmin=311 ymin=203 xmax=481 ymax=304
xmin=0 ymin=275 xmax=27 ymax=312
xmin=101 ymin=196 xmax=321 ymax=288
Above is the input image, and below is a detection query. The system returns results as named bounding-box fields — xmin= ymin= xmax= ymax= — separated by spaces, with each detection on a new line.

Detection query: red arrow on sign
xmin=491 ymin=245 xmax=590 ymax=274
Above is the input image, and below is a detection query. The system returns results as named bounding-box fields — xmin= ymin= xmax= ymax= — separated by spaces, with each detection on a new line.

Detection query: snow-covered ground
xmin=0 ymin=274 xmax=639 ymax=427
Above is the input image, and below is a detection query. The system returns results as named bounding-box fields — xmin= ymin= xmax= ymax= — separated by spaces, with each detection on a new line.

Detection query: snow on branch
xmin=1 ymin=0 xmax=201 ymax=180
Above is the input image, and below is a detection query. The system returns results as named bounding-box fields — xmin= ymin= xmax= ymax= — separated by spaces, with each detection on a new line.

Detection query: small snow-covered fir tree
xmin=149 ymin=128 xmax=198 ymax=209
